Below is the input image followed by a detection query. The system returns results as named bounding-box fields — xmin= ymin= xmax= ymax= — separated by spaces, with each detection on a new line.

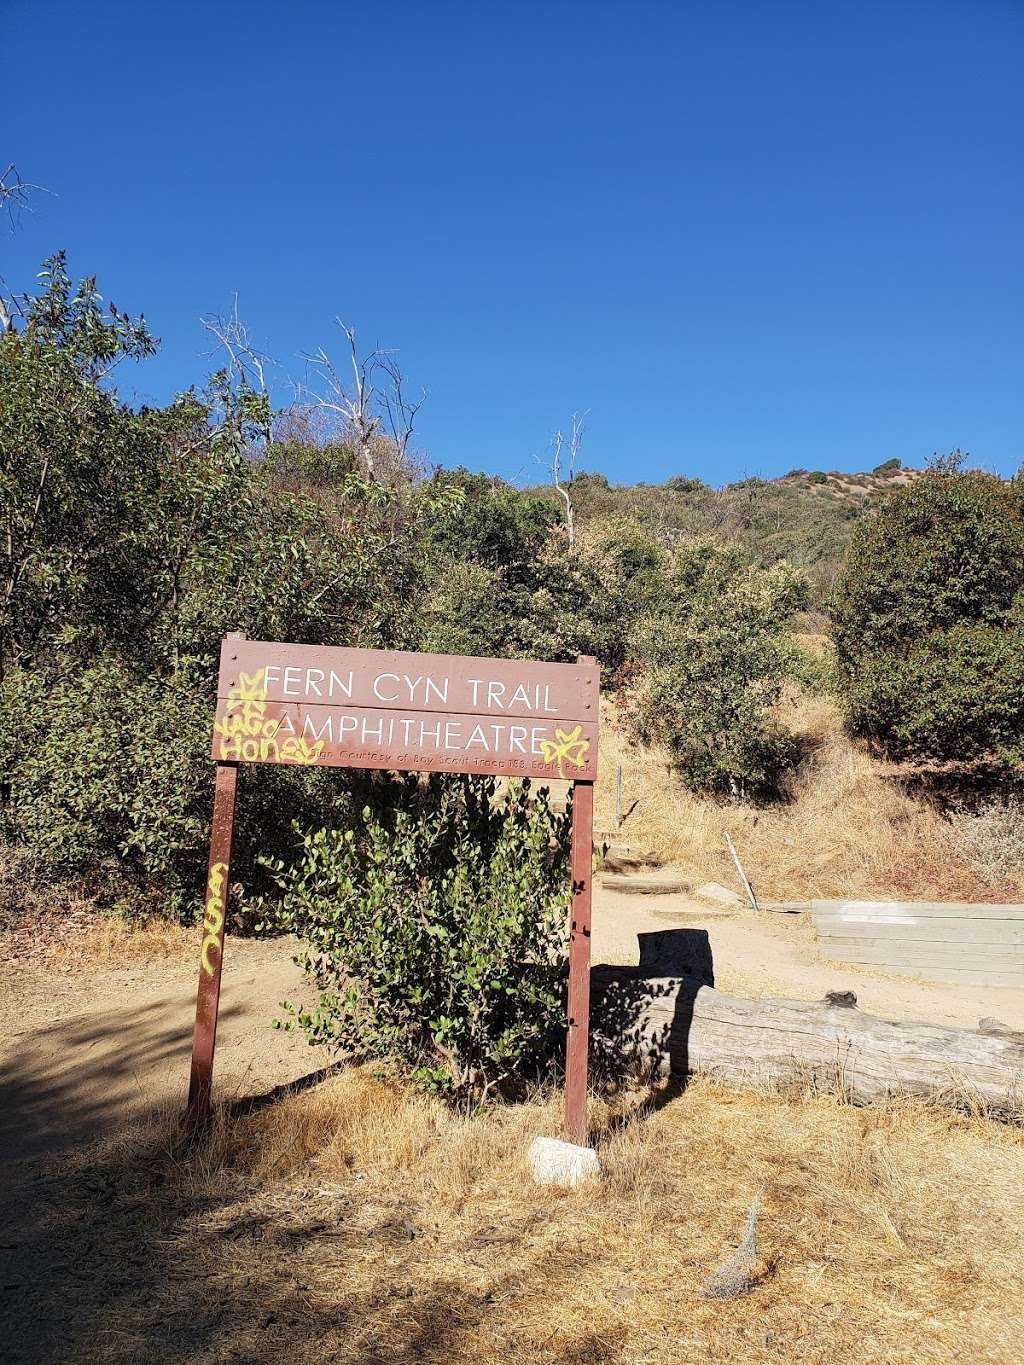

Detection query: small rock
xmin=824 ymin=990 xmax=858 ymax=1008
xmin=527 ymin=1136 xmax=600 ymax=1188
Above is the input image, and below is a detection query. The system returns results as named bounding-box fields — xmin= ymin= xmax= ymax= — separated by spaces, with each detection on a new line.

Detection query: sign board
xmin=212 ymin=639 xmax=599 ymax=780
xmin=188 ymin=634 xmax=598 ymax=1147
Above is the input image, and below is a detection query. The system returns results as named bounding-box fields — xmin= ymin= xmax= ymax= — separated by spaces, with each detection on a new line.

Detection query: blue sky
xmin=5 ymin=1 xmax=1022 ymax=484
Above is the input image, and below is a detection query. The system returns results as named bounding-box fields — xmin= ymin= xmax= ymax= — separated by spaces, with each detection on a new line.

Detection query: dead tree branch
xmin=303 ymin=322 xmax=382 ymax=478
xmin=301 ymin=320 xmax=425 ymax=483
xmin=200 ymin=299 xmax=275 ymax=445
xmin=0 ymin=163 xmax=50 ymax=335
xmin=0 ymin=163 xmax=46 ymax=231
xmin=378 ymin=351 xmax=426 ymax=465
xmin=547 ymin=411 xmax=586 ymax=551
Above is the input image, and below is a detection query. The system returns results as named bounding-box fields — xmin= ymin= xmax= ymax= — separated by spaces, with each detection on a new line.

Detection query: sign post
xmin=565 ymin=747 xmax=594 ymax=1144
xmin=186 ymin=759 xmax=237 ymax=1119
xmin=186 ymin=637 xmax=599 ymax=1137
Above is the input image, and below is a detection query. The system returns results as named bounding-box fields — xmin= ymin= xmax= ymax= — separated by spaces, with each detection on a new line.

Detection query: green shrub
xmin=417 ymin=561 xmax=511 ymax=657
xmin=572 ymin=471 xmax=610 ymax=491
xmin=3 ymin=660 xmax=213 ymax=913
xmin=872 ymin=458 xmax=901 ymax=475
xmin=261 ymin=775 xmax=571 ymax=1102
xmin=507 ymin=521 xmax=670 ymax=679
xmin=788 ymin=635 xmax=840 ymax=696
xmin=833 ymin=468 xmax=1024 ymax=657
xmin=2 ymin=658 xmax=357 ymax=917
xmin=832 ymin=466 xmax=1024 ymax=767
xmin=627 ymin=542 xmax=807 ymax=796
xmin=808 ymin=471 xmax=827 ymax=485
xmin=846 ymin=624 xmax=1024 ymax=768
xmin=664 ymin=475 xmax=707 ymax=494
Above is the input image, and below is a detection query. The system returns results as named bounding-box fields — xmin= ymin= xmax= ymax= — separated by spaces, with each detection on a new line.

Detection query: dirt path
xmin=4 ymin=891 xmax=1022 ymax=1176
xmin=592 ymin=886 xmax=1024 ymax=1031
xmin=1 ymin=937 xmax=328 ymax=1174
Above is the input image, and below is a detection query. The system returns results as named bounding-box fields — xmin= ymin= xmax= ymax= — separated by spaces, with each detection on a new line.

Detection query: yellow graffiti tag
xmin=213 ymin=667 xmax=324 ymax=766
xmin=538 ymin=725 xmax=591 ymax=778
xmin=200 ymin=862 xmax=227 ymax=976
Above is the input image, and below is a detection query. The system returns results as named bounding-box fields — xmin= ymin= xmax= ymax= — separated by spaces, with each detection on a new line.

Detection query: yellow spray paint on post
xmin=200 ymin=862 xmax=228 ymax=976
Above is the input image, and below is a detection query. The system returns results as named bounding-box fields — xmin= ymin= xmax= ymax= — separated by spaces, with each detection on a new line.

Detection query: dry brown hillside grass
xmin=594 ymin=695 xmax=1024 ymax=904
xmin=18 ymin=1067 xmax=1022 ymax=1363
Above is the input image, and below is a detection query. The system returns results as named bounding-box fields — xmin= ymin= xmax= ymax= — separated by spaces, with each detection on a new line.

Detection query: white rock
xmin=527 ymin=1136 xmax=601 ymax=1188
xmin=695 ymin=881 xmax=742 ymax=908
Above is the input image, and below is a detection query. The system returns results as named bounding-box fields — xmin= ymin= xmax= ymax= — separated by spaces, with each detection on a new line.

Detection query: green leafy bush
xmin=416 ymin=561 xmax=512 ymax=657
xmin=627 ymin=541 xmax=807 ymax=796
xmin=261 ymin=775 xmax=571 ymax=1101
xmin=504 ymin=522 xmax=670 ymax=679
xmin=832 ymin=466 xmax=1024 ymax=768
xmin=788 ymin=634 xmax=840 ymax=696
xmin=0 ymin=336 xmax=164 ymax=676
xmin=664 ymin=475 xmax=707 ymax=494
xmin=418 ymin=490 xmax=672 ymax=681
xmin=2 ymin=660 xmax=213 ymax=913
xmin=846 ymin=623 xmax=1024 ymax=768
xmin=2 ymin=658 xmax=357 ymax=917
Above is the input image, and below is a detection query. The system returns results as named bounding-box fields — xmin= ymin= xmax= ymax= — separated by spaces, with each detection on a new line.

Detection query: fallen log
xmin=590 ymin=932 xmax=1024 ymax=1115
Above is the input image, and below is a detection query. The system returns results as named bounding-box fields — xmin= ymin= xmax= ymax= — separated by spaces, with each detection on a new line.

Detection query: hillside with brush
xmin=524 ymin=458 xmax=921 ymax=610
xmin=1 ymin=253 xmax=1022 ymax=938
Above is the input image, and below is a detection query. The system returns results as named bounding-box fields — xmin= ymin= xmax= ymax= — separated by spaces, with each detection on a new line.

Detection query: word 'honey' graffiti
xmin=213 ymin=669 xmax=325 ymax=765
xmin=200 ymin=862 xmax=227 ymax=976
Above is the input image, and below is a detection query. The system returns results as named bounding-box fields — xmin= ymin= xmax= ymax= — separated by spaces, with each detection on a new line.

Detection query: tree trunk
xmin=591 ymin=948 xmax=1024 ymax=1116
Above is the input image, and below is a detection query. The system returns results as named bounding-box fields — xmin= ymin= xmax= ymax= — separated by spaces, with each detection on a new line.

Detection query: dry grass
xmin=595 ymin=694 xmax=1023 ymax=904
xmin=0 ymin=843 xmax=195 ymax=969
xmin=0 ymin=900 xmax=194 ymax=970
xmin=16 ymin=1067 xmax=1022 ymax=1363
xmin=47 ymin=912 xmax=196 ymax=967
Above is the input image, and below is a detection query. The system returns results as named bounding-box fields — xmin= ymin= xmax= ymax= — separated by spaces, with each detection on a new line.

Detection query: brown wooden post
xmin=186 ymin=760 xmax=238 ymax=1125
xmin=186 ymin=634 xmax=243 ymax=1126
xmin=564 ymin=654 xmax=596 ymax=1145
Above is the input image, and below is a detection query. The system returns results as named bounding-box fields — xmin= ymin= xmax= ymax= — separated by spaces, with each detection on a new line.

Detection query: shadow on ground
xmin=591 ymin=926 xmax=713 ymax=1090
xmin=0 ymin=996 xmax=224 ymax=1167
xmin=0 ymin=1084 xmax=631 ymax=1365
xmin=0 ymin=929 xmax=713 ymax=1363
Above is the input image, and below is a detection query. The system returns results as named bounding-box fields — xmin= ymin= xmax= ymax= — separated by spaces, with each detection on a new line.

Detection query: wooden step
xmin=600 ymin=854 xmax=661 ymax=875
xmin=601 ymin=873 xmax=691 ymax=896
xmin=811 ymin=899 xmax=1024 ymax=921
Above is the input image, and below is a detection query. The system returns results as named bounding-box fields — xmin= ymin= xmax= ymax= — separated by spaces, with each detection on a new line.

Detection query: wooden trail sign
xmin=188 ymin=635 xmax=599 ymax=1142
xmin=212 ymin=639 xmax=598 ymax=779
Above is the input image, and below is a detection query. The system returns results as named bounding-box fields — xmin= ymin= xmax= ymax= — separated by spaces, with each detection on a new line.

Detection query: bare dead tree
xmin=378 ymin=350 xmax=426 ymax=466
xmin=200 ymin=298 xmax=275 ymax=445
xmin=0 ymin=163 xmax=49 ymax=336
xmin=303 ymin=322 xmax=382 ymax=479
xmin=302 ymin=320 xmax=425 ymax=483
xmin=548 ymin=412 xmax=586 ymax=551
